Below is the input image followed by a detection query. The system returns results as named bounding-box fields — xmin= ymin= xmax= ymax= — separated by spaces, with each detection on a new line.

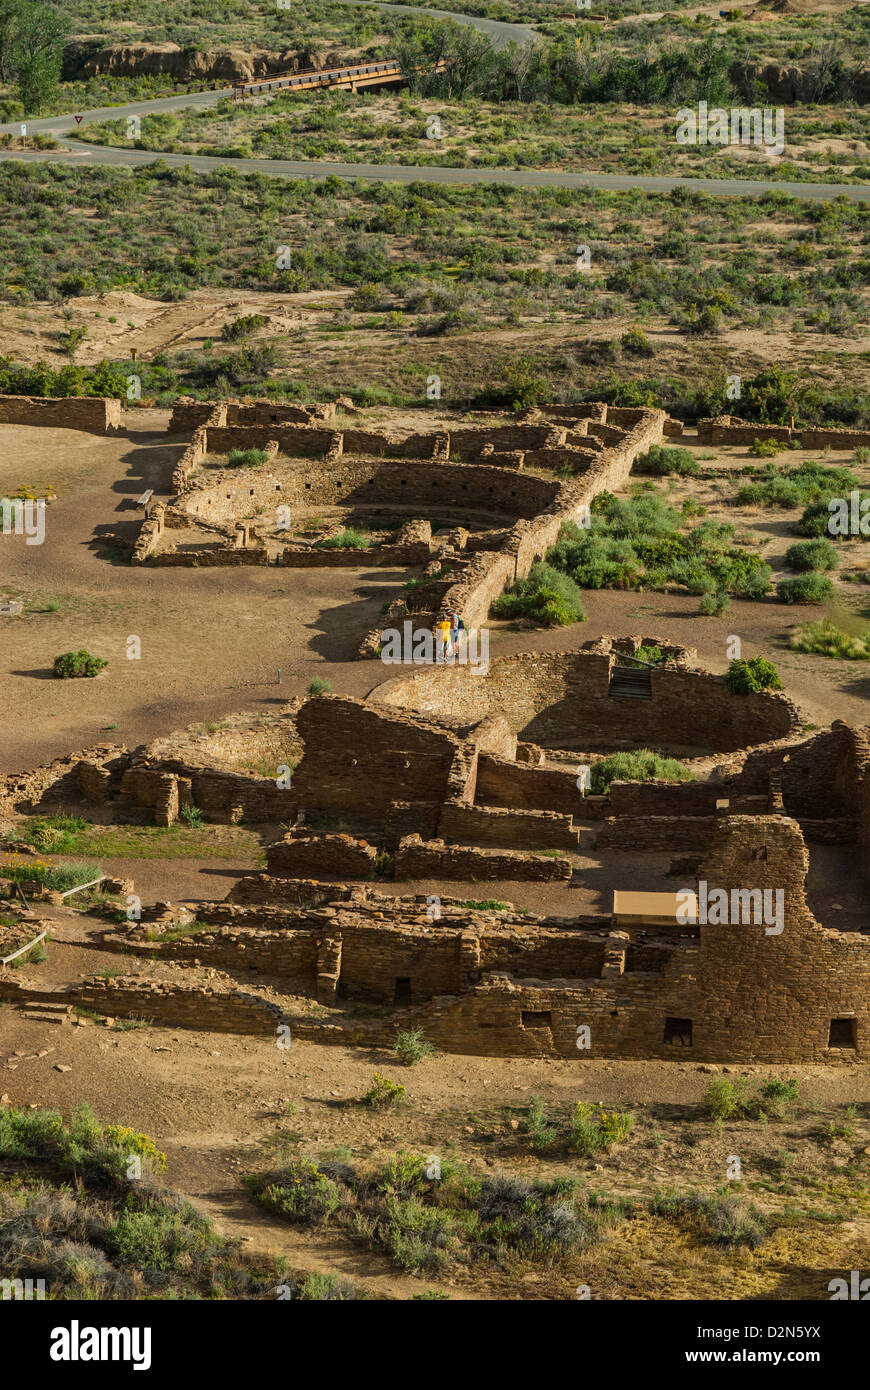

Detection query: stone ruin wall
xmin=0 ymin=394 xmax=121 ymax=433
xmin=697 ymin=415 xmax=870 ymax=449
xmin=132 ymin=403 xmax=668 ymax=648
xmin=6 ymin=814 xmax=863 ymax=1062
xmin=374 ymin=649 xmax=800 ymax=754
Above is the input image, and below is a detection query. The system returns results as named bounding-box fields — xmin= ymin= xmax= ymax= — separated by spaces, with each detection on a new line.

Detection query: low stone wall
xmin=595 ymin=815 xmax=718 ymax=851
xmin=697 ymin=415 xmax=870 ymax=449
xmin=438 ymin=801 xmax=580 ymax=850
xmin=375 ymin=647 xmax=799 ymax=754
xmin=168 ymin=399 xmax=333 ymax=432
xmin=225 ymin=875 xmax=353 ymax=906
xmin=395 ymin=833 xmax=572 ymax=881
xmin=170 ymin=411 xmax=219 ymax=493
xmin=0 ymin=394 xmax=121 ymax=433
xmin=0 ymin=975 xmax=288 ymax=1034
xmin=266 ymin=832 xmax=379 ymax=879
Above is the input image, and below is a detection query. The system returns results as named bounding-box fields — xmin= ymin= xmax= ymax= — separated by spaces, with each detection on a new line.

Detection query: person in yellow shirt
xmin=434 ymin=616 xmax=451 ymax=662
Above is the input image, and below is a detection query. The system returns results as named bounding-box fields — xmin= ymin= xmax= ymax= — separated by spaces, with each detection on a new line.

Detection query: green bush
xmin=248 ymin=1160 xmax=341 ymax=1225
xmin=620 ymin=327 xmax=654 ymax=358
xmin=24 ymin=813 xmax=88 ymax=854
xmin=589 ymin=750 xmax=694 ymax=794
xmin=633 ymin=644 xmax=664 ymax=664
xmin=315 ymin=528 xmax=372 ymax=550
xmin=220 ymin=313 xmax=267 ymax=341
xmin=749 ymin=437 xmax=789 ymax=457
xmin=634 ymin=444 xmax=699 ymax=477
xmin=738 ymin=461 xmax=859 ymax=513
xmin=546 ymin=497 xmax=768 ymax=599
xmin=569 ymin=1102 xmax=634 ymax=1156
xmin=492 ymin=561 xmax=585 ymax=627
xmin=784 ymin=538 xmax=839 ymax=572
xmin=702 ymin=1076 xmax=800 ymax=1124
xmin=393 ymin=1028 xmax=434 ymax=1067
xmin=53 ymin=649 xmax=108 ymax=679
xmin=308 ymin=676 xmax=332 ymax=695
xmin=521 ymin=1097 xmax=559 ymax=1152
xmin=776 ymin=572 xmax=835 ymax=605
xmin=724 ymin=657 xmax=783 ymax=694
xmin=702 ymin=1077 xmax=751 ymax=1122
xmin=699 ymin=589 xmax=730 ymax=616
xmin=2 ymin=859 xmax=101 ymax=892
xmin=362 ymin=1072 xmax=406 ymax=1108
xmin=227 ymin=447 xmax=270 ymax=467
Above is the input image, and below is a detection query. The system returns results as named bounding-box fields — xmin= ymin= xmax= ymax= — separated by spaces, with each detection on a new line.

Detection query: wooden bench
xmin=136 ymin=489 xmax=154 ymax=508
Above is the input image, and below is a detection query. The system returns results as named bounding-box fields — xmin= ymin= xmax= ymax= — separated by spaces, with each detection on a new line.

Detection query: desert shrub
xmin=633 ymin=644 xmax=664 ymax=664
xmin=620 ymin=327 xmax=654 ymax=358
xmin=776 ymin=572 xmax=834 ymax=605
xmin=724 ymin=657 xmax=783 ymax=694
xmin=702 ymin=1076 xmax=800 ymax=1123
xmin=393 ymin=1028 xmax=434 ymax=1067
xmin=53 ymin=650 xmax=107 ymax=679
xmin=521 ymin=1098 xmax=559 ymax=1152
xmin=361 ymin=1073 xmax=406 ymax=1108
xmin=589 ymin=750 xmax=694 ymax=794
xmin=24 ymin=813 xmax=88 ymax=854
xmin=308 ymin=676 xmax=332 ymax=694
xmin=547 ymin=498 xmax=768 ymax=598
xmin=699 ymin=589 xmax=730 ymax=615
xmin=651 ymin=1190 xmax=766 ymax=1249
xmin=634 ymin=444 xmax=699 ymax=476
xmin=1 ymin=859 xmax=101 ymax=892
xmin=296 ymin=1272 xmax=358 ymax=1300
xmin=220 ymin=313 xmax=267 ymax=341
xmin=784 ymin=538 xmax=839 ymax=571
xmin=754 ymin=1078 xmax=800 ymax=1121
xmin=702 ymin=1077 xmax=751 ymax=1122
xmin=227 ymin=447 xmax=270 ymax=467
xmin=569 ymin=1103 xmax=633 ymax=1156
xmin=738 ymin=461 xmax=859 ymax=511
xmin=315 ymin=528 xmax=372 ymax=550
xmin=790 ymin=619 xmax=870 ymax=661
xmin=178 ymin=803 xmax=205 ymax=828
xmin=492 ymin=561 xmax=585 ymax=627
xmin=248 ymin=1160 xmax=341 ymax=1225
xmin=749 ymin=437 xmax=789 ymax=457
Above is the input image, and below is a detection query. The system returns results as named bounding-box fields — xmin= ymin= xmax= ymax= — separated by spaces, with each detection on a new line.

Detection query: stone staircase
xmin=17 ymin=1001 xmax=74 ymax=1025
xmin=608 ymin=664 xmax=652 ymax=699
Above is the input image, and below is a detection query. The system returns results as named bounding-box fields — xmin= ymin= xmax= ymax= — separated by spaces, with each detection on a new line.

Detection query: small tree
xmin=12 ymin=1 xmax=65 ymax=114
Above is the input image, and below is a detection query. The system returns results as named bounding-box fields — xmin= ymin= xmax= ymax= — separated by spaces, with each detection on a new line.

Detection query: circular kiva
xmin=371 ymin=641 xmax=800 ymax=757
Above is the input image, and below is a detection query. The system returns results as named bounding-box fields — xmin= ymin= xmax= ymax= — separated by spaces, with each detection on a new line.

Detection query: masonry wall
xmin=394 ymin=833 xmax=572 ymax=881
xmin=695 ymin=815 xmax=870 ymax=1061
xmin=179 ymin=457 xmax=558 ymax=526
xmin=0 ymin=395 xmax=121 ymax=432
xmin=291 ymin=696 xmax=461 ymax=820
xmin=376 ymin=650 xmax=798 ymax=753
xmin=697 ymin=415 xmax=870 ymax=449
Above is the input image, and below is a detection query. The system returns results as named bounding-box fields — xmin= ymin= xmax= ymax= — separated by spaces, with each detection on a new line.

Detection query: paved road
xmin=2 ymin=138 xmax=868 ymax=203
xmin=0 ymin=0 xmax=866 ymax=203
xmin=331 ymin=0 xmax=537 ymax=46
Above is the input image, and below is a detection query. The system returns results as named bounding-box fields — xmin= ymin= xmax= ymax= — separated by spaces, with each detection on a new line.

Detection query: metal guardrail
xmin=1 ymin=930 xmax=47 ymax=965
xmin=612 ymin=652 xmax=660 ymax=670
xmin=58 ymin=875 xmax=106 ymax=899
